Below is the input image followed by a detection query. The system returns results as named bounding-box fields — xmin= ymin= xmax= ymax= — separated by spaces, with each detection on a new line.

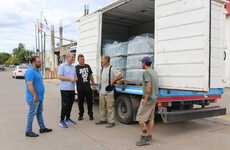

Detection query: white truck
xmin=75 ymin=0 xmax=227 ymax=124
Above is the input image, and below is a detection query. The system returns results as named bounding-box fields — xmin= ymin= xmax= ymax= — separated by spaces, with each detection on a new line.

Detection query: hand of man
xmin=91 ymin=83 xmax=97 ymax=90
xmin=33 ymin=95 xmax=39 ymax=102
xmin=142 ymin=99 xmax=148 ymax=106
xmin=70 ymin=77 xmax=77 ymax=82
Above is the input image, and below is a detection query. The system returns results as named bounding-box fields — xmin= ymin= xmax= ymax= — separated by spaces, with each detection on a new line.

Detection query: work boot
xmin=95 ymin=121 xmax=107 ymax=125
xmin=106 ymin=123 xmax=115 ymax=128
xmin=147 ymin=135 xmax=153 ymax=143
xmin=25 ymin=132 xmax=39 ymax=137
xmin=136 ymin=136 xmax=150 ymax=146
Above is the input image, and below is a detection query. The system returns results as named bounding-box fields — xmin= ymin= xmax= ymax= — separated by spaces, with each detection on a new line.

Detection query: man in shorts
xmin=136 ymin=56 xmax=159 ymax=146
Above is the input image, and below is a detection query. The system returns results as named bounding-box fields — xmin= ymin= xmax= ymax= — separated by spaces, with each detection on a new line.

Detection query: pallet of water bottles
xmin=102 ymin=33 xmax=154 ymax=85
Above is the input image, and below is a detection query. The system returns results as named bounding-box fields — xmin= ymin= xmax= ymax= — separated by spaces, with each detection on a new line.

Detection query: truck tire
xmin=116 ymin=95 xmax=134 ymax=124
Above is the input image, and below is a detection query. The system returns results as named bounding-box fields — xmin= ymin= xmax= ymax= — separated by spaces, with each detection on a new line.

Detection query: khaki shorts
xmin=136 ymin=99 xmax=156 ymax=123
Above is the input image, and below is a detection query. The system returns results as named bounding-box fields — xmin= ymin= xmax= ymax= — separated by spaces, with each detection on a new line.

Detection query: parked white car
xmin=12 ymin=65 xmax=28 ymax=79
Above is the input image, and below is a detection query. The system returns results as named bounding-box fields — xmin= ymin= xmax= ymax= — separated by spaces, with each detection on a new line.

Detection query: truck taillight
xmin=157 ymin=102 xmax=170 ymax=107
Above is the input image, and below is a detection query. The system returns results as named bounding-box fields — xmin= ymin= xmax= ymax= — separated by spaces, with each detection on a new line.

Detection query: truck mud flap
xmin=158 ymin=106 xmax=226 ymax=123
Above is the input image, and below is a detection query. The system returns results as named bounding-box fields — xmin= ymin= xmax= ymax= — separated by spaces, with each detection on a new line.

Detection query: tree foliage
xmin=0 ymin=52 xmax=11 ymax=64
xmin=4 ymin=43 xmax=34 ymax=65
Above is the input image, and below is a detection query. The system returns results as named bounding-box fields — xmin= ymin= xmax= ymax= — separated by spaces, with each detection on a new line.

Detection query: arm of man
xmin=143 ymin=81 xmax=152 ymax=104
xmin=25 ymin=70 xmax=38 ymax=102
xmin=58 ymin=75 xmax=75 ymax=82
xmin=112 ymin=70 xmax=123 ymax=84
xmin=143 ymin=71 xmax=153 ymax=104
xmin=90 ymin=75 xmax=95 ymax=85
xmin=27 ymin=81 xmax=38 ymax=102
xmin=88 ymin=65 xmax=95 ymax=85
xmin=58 ymin=64 xmax=76 ymax=82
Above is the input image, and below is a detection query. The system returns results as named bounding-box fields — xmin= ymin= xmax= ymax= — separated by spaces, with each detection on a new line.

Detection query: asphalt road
xmin=0 ymin=71 xmax=230 ymax=150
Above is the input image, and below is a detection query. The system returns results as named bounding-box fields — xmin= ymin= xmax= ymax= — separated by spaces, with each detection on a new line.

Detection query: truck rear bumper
xmin=158 ymin=106 xmax=226 ymax=123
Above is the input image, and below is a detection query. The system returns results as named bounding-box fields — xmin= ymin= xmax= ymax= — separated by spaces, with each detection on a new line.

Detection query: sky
xmin=0 ymin=0 xmax=114 ymax=53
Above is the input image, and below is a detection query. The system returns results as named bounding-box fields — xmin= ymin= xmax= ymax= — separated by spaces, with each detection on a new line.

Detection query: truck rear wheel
xmin=116 ymin=95 xmax=134 ymax=124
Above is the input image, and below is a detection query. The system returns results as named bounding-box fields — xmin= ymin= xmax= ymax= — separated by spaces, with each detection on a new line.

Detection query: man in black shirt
xmin=75 ymin=54 xmax=95 ymax=121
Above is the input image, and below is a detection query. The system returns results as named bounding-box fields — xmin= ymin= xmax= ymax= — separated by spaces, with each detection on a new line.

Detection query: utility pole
xmin=37 ymin=19 xmax=40 ymax=54
xmin=59 ymin=22 xmax=63 ymax=48
xmin=40 ymin=11 xmax=44 ymax=75
xmin=43 ymin=32 xmax=46 ymax=74
xmin=41 ymin=25 xmax=44 ymax=75
xmin=51 ymin=25 xmax=56 ymax=71
xmin=59 ymin=22 xmax=63 ymax=63
xmin=34 ymin=23 xmax=38 ymax=53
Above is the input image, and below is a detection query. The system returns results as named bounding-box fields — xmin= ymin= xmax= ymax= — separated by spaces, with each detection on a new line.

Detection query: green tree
xmin=0 ymin=52 xmax=11 ymax=64
xmin=5 ymin=56 xmax=19 ymax=65
xmin=5 ymin=43 xmax=34 ymax=65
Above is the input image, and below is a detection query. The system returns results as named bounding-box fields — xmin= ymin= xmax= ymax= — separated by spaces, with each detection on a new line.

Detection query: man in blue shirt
xmin=58 ymin=53 xmax=77 ymax=128
xmin=24 ymin=56 xmax=52 ymax=137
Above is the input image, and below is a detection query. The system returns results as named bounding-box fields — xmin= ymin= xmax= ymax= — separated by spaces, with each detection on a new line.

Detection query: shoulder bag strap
xmin=108 ymin=65 xmax=112 ymax=85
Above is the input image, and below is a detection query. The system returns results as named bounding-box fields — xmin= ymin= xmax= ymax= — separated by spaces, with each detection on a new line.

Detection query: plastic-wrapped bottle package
xmin=125 ymin=69 xmax=145 ymax=83
xmin=103 ymin=41 xmax=119 ymax=57
xmin=117 ymin=42 xmax=128 ymax=56
xmin=111 ymin=56 xmax=127 ymax=69
xmin=127 ymin=34 xmax=154 ymax=55
xmin=126 ymin=54 xmax=153 ymax=69
xmin=103 ymin=41 xmax=128 ymax=57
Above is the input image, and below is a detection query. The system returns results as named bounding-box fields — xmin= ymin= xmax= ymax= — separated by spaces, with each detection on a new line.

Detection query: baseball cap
xmin=141 ymin=56 xmax=152 ymax=64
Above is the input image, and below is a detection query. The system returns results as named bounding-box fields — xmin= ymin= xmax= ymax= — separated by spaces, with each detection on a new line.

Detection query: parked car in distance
xmin=12 ymin=65 xmax=28 ymax=79
xmin=0 ymin=65 xmax=6 ymax=71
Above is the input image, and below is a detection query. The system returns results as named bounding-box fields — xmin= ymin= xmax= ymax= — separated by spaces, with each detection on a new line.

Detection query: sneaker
xmin=78 ymin=116 xmax=84 ymax=121
xmin=95 ymin=121 xmax=107 ymax=125
xmin=106 ymin=123 xmax=115 ymax=128
xmin=136 ymin=136 xmax=150 ymax=146
xmin=25 ymin=132 xmax=39 ymax=137
xmin=65 ymin=119 xmax=77 ymax=126
xmin=89 ymin=116 xmax=94 ymax=121
xmin=39 ymin=128 xmax=53 ymax=134
xmin=59 ymin=121 xmax=68 ymax=128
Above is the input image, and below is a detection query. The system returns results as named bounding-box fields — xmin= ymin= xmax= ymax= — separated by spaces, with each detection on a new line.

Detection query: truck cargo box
xmin=76 ymin=0 xmax=226 ymax=92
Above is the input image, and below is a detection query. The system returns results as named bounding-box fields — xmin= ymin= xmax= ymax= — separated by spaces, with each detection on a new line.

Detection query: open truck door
xmin=155 ymin=0 xmax=226 ymax=123
xmin=77 ymin=12 xmax=102 ymax=83
xmin=155 ymin=0 xmax=226 ymax=91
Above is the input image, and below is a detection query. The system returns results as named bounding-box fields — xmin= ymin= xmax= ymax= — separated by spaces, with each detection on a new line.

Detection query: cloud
xmin=0 ymin=0 xmax=113 ymax=53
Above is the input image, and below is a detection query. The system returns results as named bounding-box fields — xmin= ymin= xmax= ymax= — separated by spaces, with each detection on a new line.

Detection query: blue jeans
xmin=26 ymin=100 xmax=46 ymax=133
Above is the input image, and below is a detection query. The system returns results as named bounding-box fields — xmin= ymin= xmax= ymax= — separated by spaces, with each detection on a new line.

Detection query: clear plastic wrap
xmin=103 ymin=41 xmax=128 ymax=57
xmin=125 ymin=69 xmax=144 ymax=82
xmin=127 ymin=34 xmax=154 ymax=55
xmin=103 ymin=41 xmax=118 ymax=57
xmin=126 ymin=54 xmax=153 ymax=69
xmin=118 ymin=42 xmax=128 ymax=56
xmin=111 ymin=56 xmax=127 ymax=69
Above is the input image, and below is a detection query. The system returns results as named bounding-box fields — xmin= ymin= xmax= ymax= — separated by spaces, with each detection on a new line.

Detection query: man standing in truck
xmin=75 ymin=54 xmax=95 ymax=121
xmin=96 ymin=56 xmax=122 ymax=128
xmin=136 ymin=56 xmax=159 ymax=146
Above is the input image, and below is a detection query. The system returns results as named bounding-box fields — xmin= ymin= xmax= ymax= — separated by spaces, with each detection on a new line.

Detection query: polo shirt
xmin=25 ymin=67 xmax=45 ymax=102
